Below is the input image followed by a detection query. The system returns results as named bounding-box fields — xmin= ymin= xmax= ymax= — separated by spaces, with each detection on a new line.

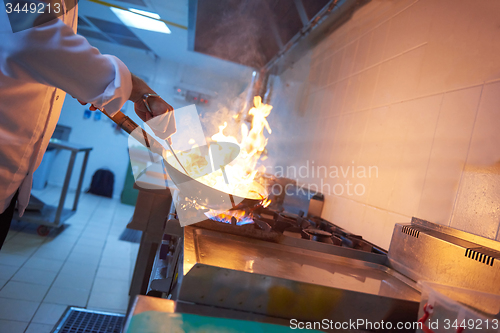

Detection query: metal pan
xmin=102 ymin=109 xmax=266 ymax=211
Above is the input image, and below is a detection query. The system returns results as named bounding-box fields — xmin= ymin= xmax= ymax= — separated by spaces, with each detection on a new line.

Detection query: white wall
xmin=46 ymin=41 xmax=252 ymax=198
xmin=266 ymin=0 xmax=500 ymax=249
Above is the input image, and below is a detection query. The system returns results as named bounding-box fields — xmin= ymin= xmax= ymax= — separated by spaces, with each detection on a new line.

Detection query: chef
xmin=0 ymin=0 xmax=175 ymax=249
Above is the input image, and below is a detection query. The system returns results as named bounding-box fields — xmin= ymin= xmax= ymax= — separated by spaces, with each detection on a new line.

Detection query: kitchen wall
xmin=45 ymin=41 xmax=252 ymax=199
xmin=266 ymin=0 xmax=500 ymax=249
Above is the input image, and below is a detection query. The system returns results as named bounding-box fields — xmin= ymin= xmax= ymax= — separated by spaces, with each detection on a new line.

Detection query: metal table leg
xmin=55 ymin=150 xmax=77 ymax=225
xmin=16 ymin=141 xmax=92 ymax=230
xmin=73 ymin=150 xmax=90 ymax=211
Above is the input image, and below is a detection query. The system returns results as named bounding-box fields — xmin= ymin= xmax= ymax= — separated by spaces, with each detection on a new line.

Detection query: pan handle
xmin=104 ymin=110 xmax=137 ymax=135
xmin=102 ymin=110 xmax=190 ymax=176
xmin=102 ymin=110 xmax=164 ymax=155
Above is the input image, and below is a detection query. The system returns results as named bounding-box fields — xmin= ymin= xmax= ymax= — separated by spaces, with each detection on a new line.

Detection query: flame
xmin=262 ymin=198 xmax=271 ymax=208
xmin=204 ymin=210 xmax=254 ymax=225
xmin=165 ymin=96 xmax=272 ymax=201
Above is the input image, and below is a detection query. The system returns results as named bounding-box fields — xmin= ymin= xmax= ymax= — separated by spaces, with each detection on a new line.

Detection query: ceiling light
xmin=129 ymin=8 xmax=160 ymax=19
xmin=111 ymin=7 xmax=171 ymax=34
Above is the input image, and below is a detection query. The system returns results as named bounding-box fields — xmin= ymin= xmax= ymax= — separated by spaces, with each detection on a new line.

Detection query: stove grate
xmin=53 ymin=307 xmax=124 ymax=333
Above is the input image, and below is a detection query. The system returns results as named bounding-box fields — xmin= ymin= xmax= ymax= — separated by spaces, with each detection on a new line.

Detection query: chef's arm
xmin=82 ymin=73 xmax=174 ymax=123
xmin=5 ymin=15 xmax=175 ymax=136
xmin=5 ymin=15 xmax=128 ymax=115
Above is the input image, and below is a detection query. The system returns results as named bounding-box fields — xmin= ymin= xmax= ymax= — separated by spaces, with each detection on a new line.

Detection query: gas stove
xmin=129 ymin=173 xmax=500 ymax=332
xmin=166 ymin=176 xmax=385 ymax=256
xmin=254 ymin=206 xmax=386 ymax=254
xmin=178 ymin=206 xmax=387 ymax=259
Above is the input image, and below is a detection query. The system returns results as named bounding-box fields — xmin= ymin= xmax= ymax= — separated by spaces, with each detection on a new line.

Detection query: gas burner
xmin=301 ymin=228 xmax=333 ymax=244
xmin=203 ymin=206 xmax=385 ymax=254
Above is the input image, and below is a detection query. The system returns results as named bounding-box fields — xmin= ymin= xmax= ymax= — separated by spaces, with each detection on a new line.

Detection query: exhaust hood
xmin=188 ymin=0 xmax=368 ymax=72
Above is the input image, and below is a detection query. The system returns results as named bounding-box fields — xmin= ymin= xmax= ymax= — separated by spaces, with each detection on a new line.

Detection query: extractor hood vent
xmin=78 ymin=27 xmax=114 ymax=43
xmin=79 ymin=16 xmax=152 ymax=52
xmin=465 ymin=248 xmax=495 ymax=266
xmin=78 ymin=16 xmax=92 ymax=28
xmin=188 ymin=0 xmax=366 ymax=71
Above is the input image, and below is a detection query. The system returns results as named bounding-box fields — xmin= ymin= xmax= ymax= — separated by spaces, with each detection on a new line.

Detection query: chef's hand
xmin=77 ymin=74 xmax=177 ymax=142
xmin=130 ymin=74 xmax=177 ymax=143
xmin=78 ymin=74 xmax=173 ymax=120
xmin=129 ymin=74 xmax=174 ymax=122
xmin=77 ymin=100 xmax=98 ymax=110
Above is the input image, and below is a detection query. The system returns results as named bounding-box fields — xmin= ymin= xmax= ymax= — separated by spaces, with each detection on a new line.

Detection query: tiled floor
xmin=0 ymin=185 xmax=139 ymax=333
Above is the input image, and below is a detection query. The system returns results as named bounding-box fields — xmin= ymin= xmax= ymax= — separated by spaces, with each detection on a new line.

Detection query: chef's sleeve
xmin=4 ymin=15 xmax=132 ymax=116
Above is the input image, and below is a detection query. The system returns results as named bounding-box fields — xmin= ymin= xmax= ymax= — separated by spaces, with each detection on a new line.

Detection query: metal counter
xmin=174 ymin=225 xmax=420 ymax=328
xmin=388 ymin=218 xmax=500 ymax=296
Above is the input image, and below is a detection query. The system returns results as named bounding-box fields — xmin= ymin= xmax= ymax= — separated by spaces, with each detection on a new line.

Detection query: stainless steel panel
xmin=388 ymin=221 xmax=500 ymax=295
xmin=148 ymin=218 xmax=183 ymax=294
xmin=412 ymin=217 xmax=500 ymax=252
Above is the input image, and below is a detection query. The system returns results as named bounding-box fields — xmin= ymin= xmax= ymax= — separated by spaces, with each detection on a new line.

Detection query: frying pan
xmin=101 ymin=108 xmax=267 ymax=211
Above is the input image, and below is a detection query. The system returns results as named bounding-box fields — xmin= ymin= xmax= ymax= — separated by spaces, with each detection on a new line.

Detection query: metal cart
xmin=15 ymin=139 xmax=92 ymax=236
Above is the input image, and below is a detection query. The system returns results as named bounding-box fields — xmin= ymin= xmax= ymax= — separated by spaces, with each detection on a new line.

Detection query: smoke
xmin=203 ymin=1 xmax=267 ymax=68
xmin=199 ymin=89 xmax=247 ymax=143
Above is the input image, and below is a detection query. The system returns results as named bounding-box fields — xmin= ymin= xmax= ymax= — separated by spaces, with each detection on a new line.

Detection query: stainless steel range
xmin=128 ymin=178 xmax=500 ymax=333
xmin=142 ymin=196 xmax=421 ymax=332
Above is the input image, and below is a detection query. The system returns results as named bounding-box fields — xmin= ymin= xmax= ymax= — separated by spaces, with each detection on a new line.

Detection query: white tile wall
xmin=417 ymin=86 xmax=482 ymax=225
xmin=387 ymin=94 xmax=442 ymax=216
xmin=268 ymin=0 xmax=500 ymax=247
xmin=450 ymin=81 xmax=500 ymax=239
xmin=365 ymin=20 xmax=390 ymax=68
xmin=382 ymin=0 xmax=431 ymax=59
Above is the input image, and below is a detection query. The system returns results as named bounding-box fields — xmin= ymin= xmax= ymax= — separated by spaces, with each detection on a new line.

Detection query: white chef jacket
xmin=0 ymin=2 xmax=132 ymax=214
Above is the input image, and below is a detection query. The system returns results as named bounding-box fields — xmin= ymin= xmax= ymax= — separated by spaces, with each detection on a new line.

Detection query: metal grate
xmin=85 ymin=17 xmax=152 ymax=51
xmin=402 ymin=226 xmax=419 ymax=238
xmin=465 ymin=248 xmax=495 ymax=266
xmin=53 ymin=307 xmax=124 ymax=333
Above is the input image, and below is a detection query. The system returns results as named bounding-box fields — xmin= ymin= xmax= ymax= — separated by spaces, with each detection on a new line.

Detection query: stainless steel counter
xmin=173 ymin=225 xmax=420 ymax=328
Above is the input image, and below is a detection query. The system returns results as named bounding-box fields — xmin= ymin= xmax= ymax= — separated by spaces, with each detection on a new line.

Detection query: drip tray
xmin=53 ymin=307 xmax=124 ymax=333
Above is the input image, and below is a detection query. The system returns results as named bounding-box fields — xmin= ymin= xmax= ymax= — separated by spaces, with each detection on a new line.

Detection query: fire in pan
xmin=100 ymin=97 xmax=268 ymax=212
